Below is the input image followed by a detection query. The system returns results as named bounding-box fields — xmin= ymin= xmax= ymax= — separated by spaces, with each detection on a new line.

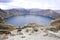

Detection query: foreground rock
xmin=51 ymin=19 xmax=60 ymax=26
xmin=5 ymin=23 xmax=60 ymax=40
xmin=49 ymin=19 xmax=60 ymax=32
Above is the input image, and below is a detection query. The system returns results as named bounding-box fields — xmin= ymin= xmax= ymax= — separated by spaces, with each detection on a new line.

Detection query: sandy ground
xmin=4 ymin=27 xmax=60 ymax=40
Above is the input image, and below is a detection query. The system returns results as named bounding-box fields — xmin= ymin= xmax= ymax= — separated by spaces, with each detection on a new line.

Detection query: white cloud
xmin=0 ymin=0 xmax=60 ymax=10
xmin=0 ymin=3 xmax=8 ymax=9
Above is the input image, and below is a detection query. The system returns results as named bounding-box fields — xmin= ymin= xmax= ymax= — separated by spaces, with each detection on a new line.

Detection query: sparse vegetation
xmin=19 ymin=32 xmax=23 ymax=35
xmin=10 ymin=34 xmax=15 ymax=36
xmin=0 ymin=23 xmax=16 ymax=31
xmin=26 ymin=29 xmax=29 ymax=32
xmin=33 ymin=28 xmax=38 ymax=32
xmin=21 ymin=36 xmax=25 ymax=38
xmin=48 ymin=26 xmax=60 ymax=32
xmin=49 ymin=28 xmax=58 ymax=32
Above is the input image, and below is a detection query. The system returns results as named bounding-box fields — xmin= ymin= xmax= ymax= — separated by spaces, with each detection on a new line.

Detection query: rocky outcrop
xmin=0 ymin=9 xmax=16 ymax=31
xmin=0 ymin=17 xmax=5 ymax=23
xmin=46 ymin=19 xmax=60 ymax=32
xmin=0 ymin=23 xmax=16 ymax=31
xmin=20 ymin=22 xmax=45 ymax=29
xmin=50 ymin=19 xmax=60 ymax=26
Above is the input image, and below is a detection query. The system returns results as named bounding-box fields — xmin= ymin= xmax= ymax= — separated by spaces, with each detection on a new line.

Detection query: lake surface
xmin=5 ymin=15 xmax=54 ymax=27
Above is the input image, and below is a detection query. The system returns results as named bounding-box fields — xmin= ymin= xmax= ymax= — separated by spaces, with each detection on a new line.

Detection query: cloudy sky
xmin=0 ymin=0 xmax=60 ymax=10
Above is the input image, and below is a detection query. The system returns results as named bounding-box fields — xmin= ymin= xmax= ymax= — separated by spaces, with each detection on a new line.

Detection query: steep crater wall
xmin=0 ymin=9 xmax=60 ymax=19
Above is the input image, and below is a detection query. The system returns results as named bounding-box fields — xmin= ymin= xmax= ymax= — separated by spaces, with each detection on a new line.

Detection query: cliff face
xmin=0 ymin=9 xmax=28 ymax=19
xmin=50 ymin=19 xmax=60 ymax=26
xmin=0 ymin=9 xmax=8 ymax=18
xmin=0 ymin=9 xmax=60 ymax=19
xmin=29 ymin=9 xmax=60 ymax=19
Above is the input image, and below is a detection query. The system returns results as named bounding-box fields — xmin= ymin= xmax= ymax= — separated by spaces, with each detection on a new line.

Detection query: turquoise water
xmin=5 ymin=15 xmax=54 ymax=27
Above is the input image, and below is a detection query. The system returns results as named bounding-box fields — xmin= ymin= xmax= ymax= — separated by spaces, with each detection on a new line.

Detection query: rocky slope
xmin=0 ymin=8 xmax=60 ymax=19
xmin=0 ymin=23 xmax=16 ymax=31
xmin=6 ymin=22 xmax=60 ymax=40
xmin=29 ymin=9 xmax=60 ymax=18
xmin=0 ymin=16 xmax=16 ymax=32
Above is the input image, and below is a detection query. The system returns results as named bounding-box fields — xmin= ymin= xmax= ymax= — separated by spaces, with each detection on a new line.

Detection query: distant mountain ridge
xmin=0 ymin=8 xmax=60 ymax=19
